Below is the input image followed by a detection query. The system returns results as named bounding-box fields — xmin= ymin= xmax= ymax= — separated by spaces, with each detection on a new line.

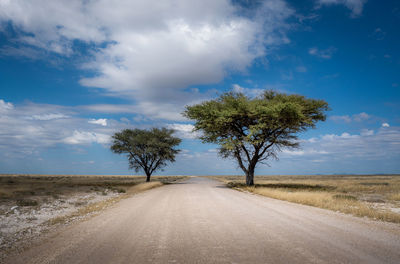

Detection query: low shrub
xmin=16 ymin=199 xmax=38 ymax=206
xmin=333 ymin=194 xmax=357 ymax=201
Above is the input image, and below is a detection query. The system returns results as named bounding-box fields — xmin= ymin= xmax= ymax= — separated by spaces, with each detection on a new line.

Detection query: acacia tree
xmin=184 ymin=90 xmax=329 ymax=186
xmin=110 ymin=128 xmax=181 ymax=182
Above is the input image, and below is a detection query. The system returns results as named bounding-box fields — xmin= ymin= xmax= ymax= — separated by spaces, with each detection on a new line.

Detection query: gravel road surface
xmin=3 ymin=177 xmax=400 ymax=264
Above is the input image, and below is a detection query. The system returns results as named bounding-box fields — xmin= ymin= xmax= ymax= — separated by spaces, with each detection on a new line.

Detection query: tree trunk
xmin=146 ymin=172 xmax=151 ymax=182
xmin=246 ymin=169 xmax=254 ymax=186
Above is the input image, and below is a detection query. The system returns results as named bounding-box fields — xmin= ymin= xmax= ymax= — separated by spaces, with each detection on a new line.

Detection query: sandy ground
xmin=3 ymin=177 xmax=400 ymax=264
xmin=0 ymin=189 xmax=121 ymax=255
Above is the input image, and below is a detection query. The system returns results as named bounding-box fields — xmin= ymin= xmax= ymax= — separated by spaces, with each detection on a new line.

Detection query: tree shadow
xmin=163 ymin=181 xmax=190 ymax=185
xmin=226 ymin=182 xmax=335 ymax=191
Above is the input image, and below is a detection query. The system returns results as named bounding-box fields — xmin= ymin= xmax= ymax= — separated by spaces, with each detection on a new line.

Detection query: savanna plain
xmin=210 ymin=174 xmax=400 ymax=223
xmin=1 ymin=174 xmax=400 ymax=263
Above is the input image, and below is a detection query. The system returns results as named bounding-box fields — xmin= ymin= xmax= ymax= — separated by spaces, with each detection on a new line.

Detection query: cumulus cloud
xmin=320 ymin=132 xmax=359 ymax=140
xmin=330 ymin=115 xmax=352 ymax=123
xmin=330 ymin=112 xmax=370 ymax=123
xmin=0 ymin=99 xmax=14 ymax=111
xmin=293 ymin=127 xmax=400 ymax=161
xmin=63 ymin=130 xmax=110 ymax=145
xmin=88 ymin=118 xmax=107 ymax=126
xmin=308 ymin=46 xmax=336 ymax=59
xmin=81 ymin=102 xmax=190 ymax=121
xmin=316 ymin=0 xmax=367 ymax=17
xmin=352 ymin=112 xmax=370 ymax=122
xmin=0 ymin=0 xmax=294 ymax=121
xmin=0 ymin=99 xmax=129 ymax=157
xmin=167 ymin=123 xmax=200 ymax=139
xmin=232 ymin=84 xmax=265 ymax=98
xmin=0 ymin=45 xmax=44 ymax=60
xmin=28 ymin=113 xmax=69 ymax=121
xmin=282 ymin=149 xmax=329 ymax=156
xmin=0 ymin=98 xmax=218 ymax=159
xmin=360 ymin=129 xmax=374 ymax=136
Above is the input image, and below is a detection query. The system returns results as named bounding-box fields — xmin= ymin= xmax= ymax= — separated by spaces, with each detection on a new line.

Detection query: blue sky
xmin=0 ymin=0 xmax=399 ymax=175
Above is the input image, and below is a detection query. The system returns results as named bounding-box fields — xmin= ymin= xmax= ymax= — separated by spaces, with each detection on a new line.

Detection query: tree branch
xmin=240 ymin=144 xmax=251 ymax=164
xmin=259 ymin=141 xmax=275 ymax=157
xmin=234 ymin=146 xmax=248 ymax=174
xmin=150 ymin=158 xmax=162 ymax=175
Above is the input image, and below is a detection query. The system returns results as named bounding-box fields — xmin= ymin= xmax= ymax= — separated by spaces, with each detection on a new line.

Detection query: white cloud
xmin=352 ymin=112 xmax=370 ymax=122
xmin=29 ymin=113 xmax=69 ymax=120
xmin=308 ymin=47 xmax=336 ymax=59
xmin=282 ymin=149 xmax=329 ymax=156
xmin=0 ymin=45 xmax=43 ymax=60
xmin=0 ymin=99 xmax=14 ymax=111
xmin=330 ymin=112 xmax=370 ymax=123
xmin=320 ymin=132 xmax=360 ymax=140
xmin=316 ymin=0 xmax=367 ymax=17
xmin=0 ymin=0 xmax=294 ymax=122
xmin=88 ymin=118 xmax=107 ymax=126
xmin=167 ymin=123 xmax=200 ymax=139
xmin=63 ymin=130 xmax=110 ymax=145
xmin=81 ymin=103 xmax=188 ymax=121
xmin=286 ymin=127 xmax=400 ymax=162
xmin=382 ymin=123 xmax=390 ymax=128
xmin=330 ymin=115 xmax=352 ymax=123
xmin=360 ymin=129 xmax=374 ymax=136
xmin=232 ymin=84 xmax=264 ymax=98
xmin=0 ymin=99 xmax=131 ymax=157
xmin=282 ymin=149 xmax=305 ymax=156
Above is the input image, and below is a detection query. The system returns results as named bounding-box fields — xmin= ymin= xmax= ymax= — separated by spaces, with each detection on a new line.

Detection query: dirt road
xmin=4 ymin=177 xmax=400 ymax=264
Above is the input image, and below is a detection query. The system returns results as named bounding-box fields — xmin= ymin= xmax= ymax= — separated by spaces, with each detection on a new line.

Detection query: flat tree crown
xmin=184 ymin=90 xmax=329 ymax=185
xmin=111 ymin=128 xmax=181 ymax=180
xmin=184 ymin=90 xmax=328 ymax=147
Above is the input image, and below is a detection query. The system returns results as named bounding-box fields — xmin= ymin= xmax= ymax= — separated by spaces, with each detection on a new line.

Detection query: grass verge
xmin=210 ymin=175 xmax=400 ymax=224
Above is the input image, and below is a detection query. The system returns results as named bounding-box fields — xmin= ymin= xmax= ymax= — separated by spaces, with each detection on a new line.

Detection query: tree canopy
xmin=184 ymin=90 xmax=329 ymax=186
xmin=110 ymin=128 xmax=181 ymax=182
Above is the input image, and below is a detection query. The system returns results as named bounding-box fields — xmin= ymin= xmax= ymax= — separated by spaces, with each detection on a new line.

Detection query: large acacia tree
xmin=184 ymin=90 xmax=329 ymax=186
xmin=111 ymin=128 xmax=181 ymax=182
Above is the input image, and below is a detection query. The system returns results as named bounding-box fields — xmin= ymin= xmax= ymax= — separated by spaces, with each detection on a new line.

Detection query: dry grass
xmin=0 ymin=174 xmax=186 ymax=203
xmin=210 ymin=175 xmax=400 ymax=223
xmin=390 ymin=193 xmax=400 ymax=201
xmin=0 ymin=174 xmax=187 ymax=224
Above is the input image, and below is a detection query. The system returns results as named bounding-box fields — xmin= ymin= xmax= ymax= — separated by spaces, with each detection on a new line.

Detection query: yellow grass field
xmin=209 ymin=175 xmax=400 ymax=223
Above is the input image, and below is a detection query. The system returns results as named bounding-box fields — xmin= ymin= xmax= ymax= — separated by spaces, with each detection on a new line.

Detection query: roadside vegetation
xmin=0 ymin=174 xmax=186 ymax=208
xmin=210 ymin=175 xmax=400 ymax=223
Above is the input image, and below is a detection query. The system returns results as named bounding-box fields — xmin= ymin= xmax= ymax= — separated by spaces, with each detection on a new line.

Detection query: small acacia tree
xmin=184 ymin=90 xmax=329 ymax=186
xmin=110 ymin=128 xmax=181 ymax=182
